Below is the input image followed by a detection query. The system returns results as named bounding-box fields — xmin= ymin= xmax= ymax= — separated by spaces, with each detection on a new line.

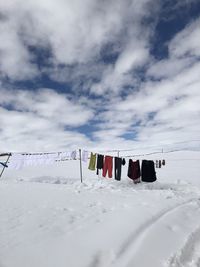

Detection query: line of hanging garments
xmin=128 ymin=159 xmax=157 ymax=183
xmin=88 ymin=152 xmax=165 ymax=183
xmin=7 ymin=150 xmax=83 ymax=170
xmin=88 ymin=152 xmax=126 ymax=181
xmin=155 ymin=159 xmax=166 ymax=168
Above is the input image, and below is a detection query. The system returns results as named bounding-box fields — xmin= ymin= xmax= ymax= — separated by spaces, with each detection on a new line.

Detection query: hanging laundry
xmin=102 ymin=156 xmax=113 ymax=178
xmin=114 ymin=157 xmax=126 ymax=181
xmin=8 ymin=152 xmax=61 ymax=170
xmin=162 ymin=159 xmax=166 ymax=166
xmin=82 ymin=150 xmax=89 ymax=163
xmin=155 ymin=160 xmax=159 ymax=168
xmin=8 ymin=154 xmax=25 ymax=170
xmin=127 ymin=159 xmax=141 ymax=183
xmin=96 ymin=154 xmax=104 ymax=175
xmin=46 ymin=153 xmax=59 ymax=164
xmin=71 ymin=150 xmax=77 ymax=160
xmin=159 ymin=160 xmax=162 ymax=168
xmin=57 ymin=152 xmax=71 ymax=161
xmin=88 ymin=152 xmax=96 ymax=171
xmin=141 ymin=160 xmax=157 ymax=183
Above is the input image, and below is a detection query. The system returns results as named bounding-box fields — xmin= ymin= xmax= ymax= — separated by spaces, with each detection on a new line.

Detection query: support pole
xmin=79 ymin=149 xmax=83 ymax=183
xmin=117 ymin=151 xmax=120 ymax=157
xmin=0 ymin=153 xmax=11 ymax=179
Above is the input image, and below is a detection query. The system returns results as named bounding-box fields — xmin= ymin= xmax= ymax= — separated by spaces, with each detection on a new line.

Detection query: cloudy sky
xmin=0 ymin=0 xmax=200 ymax=152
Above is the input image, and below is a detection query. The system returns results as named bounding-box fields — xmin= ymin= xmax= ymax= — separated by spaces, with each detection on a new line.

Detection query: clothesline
xmin=88 ymin=153 xmax=161 ymax=183
xmin=0 ymin=146 xmax=183 ymax=158
xmin=0 ymin=149 xmax=197 ymax=163
xmin=1 ymin=147 xmax=197 ymax=186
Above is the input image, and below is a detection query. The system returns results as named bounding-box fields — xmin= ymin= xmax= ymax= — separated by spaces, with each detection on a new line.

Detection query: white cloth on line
xmin=71 ymin=150 xmax=77 ymax=160
xmin=8 ymin=150 xmax=76 ymax=170
xmin=82 ymin=150 xmax=89 ymax=162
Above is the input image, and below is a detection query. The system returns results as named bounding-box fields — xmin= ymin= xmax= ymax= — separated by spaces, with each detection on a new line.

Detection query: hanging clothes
xmin=102 ymin=156 xmax=113 ymax=178
xmin=82 ymin=150 xmax=89 ymax=163
xmin=57 ymin=152 xmax=71 ymax=161
xmin=159 ymin=160 xmax=162 ymax=168
xmin=162 ymin=159 xmax=166 ymax=166
xmin=96 ymin=154 xmax=104 ymax=175
xmin=88 ymin=152 xmax=96 ymax=171
xmin=155 ymin=160 xmax=159 ymax=168
xmin=127 ymin=159 xmax=141 ymax=183
xmin=71 ymin=150 xmax=77 ymax=160
xmin=114 ymin=157 xmax=126 ymax=181
xmin=8 ymin=154 xmax=25 ymax=170
xmin=141 ymin=160 xmax=157 ymax=183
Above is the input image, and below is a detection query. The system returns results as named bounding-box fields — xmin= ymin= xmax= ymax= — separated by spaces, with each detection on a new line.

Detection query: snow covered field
xmin=1 ymin=151 xmax=200 ymax=267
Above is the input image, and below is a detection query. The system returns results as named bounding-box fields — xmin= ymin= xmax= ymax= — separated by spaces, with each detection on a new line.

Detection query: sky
xmin=0 ymin=0 xmax=200 ymax=153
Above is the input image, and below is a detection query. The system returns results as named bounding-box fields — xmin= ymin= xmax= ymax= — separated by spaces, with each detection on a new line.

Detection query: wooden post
xmin=0 ymin=153 xmax=11 ymax=179
xmin=117 ymin=151 xmax=120 ymax=157
xmin=79 ymin=149 xmax=83 ymax=183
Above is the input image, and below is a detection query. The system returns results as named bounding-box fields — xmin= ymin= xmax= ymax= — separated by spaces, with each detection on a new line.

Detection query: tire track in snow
xmin=168 ymin=225 xmax=200 ymax=267
xmin=107 ymin=197 xmax=200 ymax=267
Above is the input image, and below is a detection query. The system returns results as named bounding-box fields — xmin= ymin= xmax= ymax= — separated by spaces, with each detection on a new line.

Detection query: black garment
xmin=141 ymin=160 xmax=157 ymax=183
xmin=127 ymin=159 xmax=141 ymax=183
xmin=159 ymin=160 xmax=162 ymax=168
xmin=114 ymin=157 xmax=126 ymax=181
xmin=96 ymin=154 xmax=104 ymax=175
xmin=155 ymin=160 xmax=159 ymax=168
xmin=162 ymin=159 xmax=166 ymax=166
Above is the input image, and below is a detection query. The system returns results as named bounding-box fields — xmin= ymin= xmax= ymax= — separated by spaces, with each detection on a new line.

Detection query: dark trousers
xmin=115 ymin=157 xmax=122 ymax=181
xmin=96 ymin=154 xmax=104 ymax=175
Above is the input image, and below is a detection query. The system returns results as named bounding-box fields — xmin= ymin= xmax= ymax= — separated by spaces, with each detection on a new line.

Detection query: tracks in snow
xmin=105 ymin=197 xmax=200 ymax=267
xmin=168 ymin=225 xmax=200 ymax=267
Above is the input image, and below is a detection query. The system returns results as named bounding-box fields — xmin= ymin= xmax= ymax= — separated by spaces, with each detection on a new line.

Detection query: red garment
xmin=103 ymin=156 xmax=113 ymax=178
xmin=128 ymin=159 xmax=141 ymax=182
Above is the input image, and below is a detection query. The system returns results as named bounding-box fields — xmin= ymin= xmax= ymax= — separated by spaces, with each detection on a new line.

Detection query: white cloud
xmin=0 ymin=88 xmax=93 ymax=127
xmin=115 ymin=45 xmax=149 ymax=75
xmin=147 ymin=57 xmax=194 ymax=79
xmin=169 ymin=17 xmax=200 ymax=58
xmin=91 ymin=58 xmax=200 ymax=150
xmin=0 ymin=0 xmax=157 ymax=84
xmin=0 ymin=88 xmax=94 ymax=151
xmin=0 ymin=20 xmax=38 ymax=80
xmin=90 ymin=42 xmax=150 ymax=94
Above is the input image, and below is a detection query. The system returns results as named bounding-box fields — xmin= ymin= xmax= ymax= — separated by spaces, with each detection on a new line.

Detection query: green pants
xmin=88 ymin=152 xmax=96 ymax=171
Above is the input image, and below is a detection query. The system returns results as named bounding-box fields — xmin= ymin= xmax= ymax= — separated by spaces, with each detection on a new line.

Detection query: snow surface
xmin=1 ymin=151 xmax=200 ymax=267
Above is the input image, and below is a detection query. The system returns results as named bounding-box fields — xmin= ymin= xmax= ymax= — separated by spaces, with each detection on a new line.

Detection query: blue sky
xmin=0 ymin=0 xmax=200 ymax=152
